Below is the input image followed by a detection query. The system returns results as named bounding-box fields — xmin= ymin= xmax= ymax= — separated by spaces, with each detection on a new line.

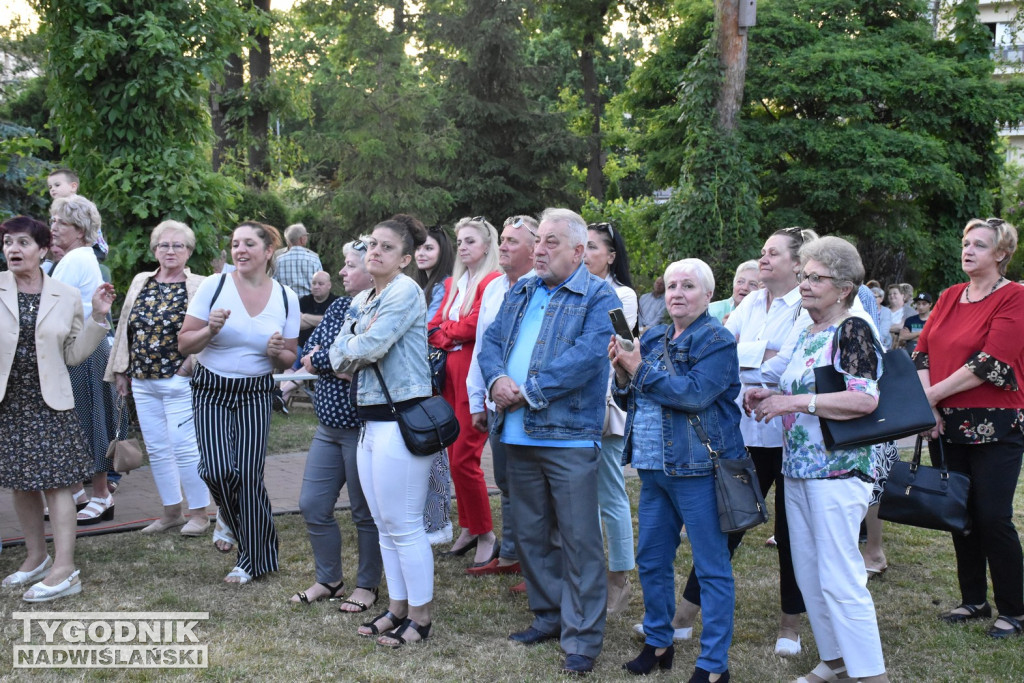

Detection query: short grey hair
xmin=51 ymin=195 xmax=101 ymax=245
xmin=150 ymin=220 xmax=196 ymax=252
xmin=799 ymin=236 xmax=864 ymax=307
xmin=734 ymin=259 xmax=759 ymax=282
xmin=664 ymin=258 xmax=715 ymax=298
xmin=284 ymin=223 xmax=307 ymax=246
xmin=539 ymin=207 xmax=587 ymax=248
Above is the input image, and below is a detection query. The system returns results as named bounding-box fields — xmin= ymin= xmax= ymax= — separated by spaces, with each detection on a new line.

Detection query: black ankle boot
xmin=623 ymin=643 xmax=674 ymax=675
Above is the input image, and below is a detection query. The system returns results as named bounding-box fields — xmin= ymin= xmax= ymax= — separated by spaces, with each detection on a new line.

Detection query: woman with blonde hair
xmin=105 ymin=220 xmax=210 ymax=535
xmin=179 ymin=221 xmax=300 ymax=585
xmin=428 ymin=216 xmax=502 ymax=565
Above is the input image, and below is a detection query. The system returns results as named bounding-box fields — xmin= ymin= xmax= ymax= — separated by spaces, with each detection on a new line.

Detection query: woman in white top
xmin=179 ymin=222 xmax=300 ymax=584
xmin=49 ymin=195 xmax=122 ymax=525
xmin=584 ymin=220 xmax=638 ymax=615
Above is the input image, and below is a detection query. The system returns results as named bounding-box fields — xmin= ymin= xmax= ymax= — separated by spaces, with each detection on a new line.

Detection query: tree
xmin=31 ymin=0 xmax=250 ymax=287
xmin=629 ymin=0 xmax=1024 ymax=291
xmin=420 ymin=0 xmax=580 ymax=219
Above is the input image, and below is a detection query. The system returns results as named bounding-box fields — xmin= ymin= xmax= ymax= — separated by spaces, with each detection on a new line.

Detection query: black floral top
xmin=128 ymin=279 xmax=188 ymax=379
xmin=914 ymin=350 xmax=1024 ymax=444
xmin=305 ymin=296 xmax=360 ymax=430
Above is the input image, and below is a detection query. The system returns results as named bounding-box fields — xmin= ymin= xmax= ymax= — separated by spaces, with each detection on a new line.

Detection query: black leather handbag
xmin=814 ymin=319 xmax=935 ymax=450
xmin=371 ymin=364 xmax=459 ymax=456
xmin=878 ymin=436 xmax=971 ymax=535
xmin=426 ymin=328 xmax=448 ymax=394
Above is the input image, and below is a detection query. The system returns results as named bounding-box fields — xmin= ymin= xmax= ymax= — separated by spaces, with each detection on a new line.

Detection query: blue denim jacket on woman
xmin=329 ymin=274 xmax=432 ymax=406
xmin=478 ymin=264 xmax=619 ymax=441
xmin=617 ymin=311 xmax=745 ymax=476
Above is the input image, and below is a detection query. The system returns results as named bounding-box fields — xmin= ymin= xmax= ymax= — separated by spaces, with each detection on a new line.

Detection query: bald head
xmin=311 ymin=270 xmax=332 ymax=301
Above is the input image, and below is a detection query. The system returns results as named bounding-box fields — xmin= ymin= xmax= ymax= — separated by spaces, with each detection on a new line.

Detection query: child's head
xmin=47 ymin=169 xmax=79 ymax=199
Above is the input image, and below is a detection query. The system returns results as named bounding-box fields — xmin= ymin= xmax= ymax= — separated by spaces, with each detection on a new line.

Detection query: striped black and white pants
xmin=191 ymin=364 xmax=279 ymax=578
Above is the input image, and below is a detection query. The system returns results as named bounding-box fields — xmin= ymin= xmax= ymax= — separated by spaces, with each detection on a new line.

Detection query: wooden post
xmin=716 ymin=0 xmax=748 ymax=133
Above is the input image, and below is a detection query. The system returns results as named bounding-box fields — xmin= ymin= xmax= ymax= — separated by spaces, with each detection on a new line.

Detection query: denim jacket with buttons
xmin=616 ymin=312 xmax=746 ymax=476
xmin=329 ymin=274 xmax=432 ymax=406
xmin=478 ymin=264 xmax=618 ymax=441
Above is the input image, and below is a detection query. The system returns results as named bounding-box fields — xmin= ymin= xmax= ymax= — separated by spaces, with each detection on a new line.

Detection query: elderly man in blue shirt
xmin=478 ymin=207 xmax=619 ymax=676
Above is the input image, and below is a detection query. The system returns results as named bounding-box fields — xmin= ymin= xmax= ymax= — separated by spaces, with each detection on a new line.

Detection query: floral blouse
xmin=128 ymin=279 xmax=188 ymax=379
xmin=779 ymin=317 xmax=880 ymax=481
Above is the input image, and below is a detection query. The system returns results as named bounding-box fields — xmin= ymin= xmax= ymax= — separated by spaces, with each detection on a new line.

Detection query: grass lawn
xmin=1 ymin=424 xmax=1021 ymax=681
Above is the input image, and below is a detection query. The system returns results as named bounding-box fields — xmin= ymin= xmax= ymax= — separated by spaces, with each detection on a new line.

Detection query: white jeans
xmin=357 ymin=421 xmax=434 ymax=606
xmin=133 ymin=374 xmax=210 ymax=510
xmin=786 ymin=476 xmax=885 ymax=679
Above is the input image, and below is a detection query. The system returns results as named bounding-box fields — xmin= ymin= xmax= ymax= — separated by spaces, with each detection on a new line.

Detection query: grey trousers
xmin=487 ymin=410 xmax=517 ymax=561
xmin=505 ymin=443 xmax=607 ymax=659
xmin=298 ymin=424 xmax=382 ymax=588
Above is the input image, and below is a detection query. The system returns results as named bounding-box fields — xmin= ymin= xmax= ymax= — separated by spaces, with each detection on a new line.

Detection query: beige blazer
xmin=0 ymin=271 xmax=109 ymax=410
xmin=103 ymin=269 xmax=206 ymax=383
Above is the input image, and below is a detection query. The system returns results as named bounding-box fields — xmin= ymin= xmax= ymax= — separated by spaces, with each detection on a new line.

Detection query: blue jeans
xmin=597 ymin=435 xmax=635 ymax=571
xmin=637 ymin=469 xmax=734 ymax=674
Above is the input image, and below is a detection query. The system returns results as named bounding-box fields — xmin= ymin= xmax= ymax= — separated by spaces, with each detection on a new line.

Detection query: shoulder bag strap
xmin=209 ymin=273 xmax=227 ymax=310
xmin=281 ymin=281 xmax=289 ymax=317
xmin=370 ymin=363 xmax=399 ymax=417
xmin=663 ymin=330 xmax=719 ymax=461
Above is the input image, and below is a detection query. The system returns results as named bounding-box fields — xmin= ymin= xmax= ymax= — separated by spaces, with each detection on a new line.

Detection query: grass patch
xmin=1 ymin=452 xmax=1021 ymax=680
xmin=268 ymin=408 xmax=319 ymax=454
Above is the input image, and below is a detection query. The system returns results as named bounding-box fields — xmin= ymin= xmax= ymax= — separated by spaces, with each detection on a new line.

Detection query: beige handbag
xmin=107 ymin=396 xmax=144 ymax=473
xmin=602 ymin=373 xmax=627 ymax=437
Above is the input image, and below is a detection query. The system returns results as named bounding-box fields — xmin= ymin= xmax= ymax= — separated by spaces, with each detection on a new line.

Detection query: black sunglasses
xmin=351 ymin=240 xmax=367 ymax=252
xmin=588 ymin=222 xmax=615 ymax=240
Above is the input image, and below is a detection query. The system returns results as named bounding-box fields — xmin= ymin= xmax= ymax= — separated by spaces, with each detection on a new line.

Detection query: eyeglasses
xmin=796 ymin=272 xmax=834 ymax=285
xmin=588 ymin=222 xmax=615 ymax=239
xmin=351 ymin=240 xmax=367 ymax=252
xmin=155 ymin=242 xmax=188 ymax=252
xmin=503 ymin=216 xmax=537 ymax=236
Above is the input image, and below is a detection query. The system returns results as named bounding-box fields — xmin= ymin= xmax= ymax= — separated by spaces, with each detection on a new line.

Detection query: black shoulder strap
xmin=209 ymin=273 xmax=227 ymax=310
xmin=280 ymin=282 xmax=289 ymax=317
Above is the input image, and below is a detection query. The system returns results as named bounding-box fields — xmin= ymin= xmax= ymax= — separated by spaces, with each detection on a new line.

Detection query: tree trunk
xmin=715 ymin=0 xmax=748 ymax=133
xmin=393 ymin=0 xmax=405 ymax=35
xmin=211 ymin=52 xmax=244 ymax=172
xmin=581 ymin=30 xmax=604 ymax=201
xmin=247 ymin=0 xmax=272 ymax=189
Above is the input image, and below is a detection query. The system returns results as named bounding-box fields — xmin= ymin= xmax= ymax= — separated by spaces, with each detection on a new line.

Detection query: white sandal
xmin=23 ymin=569 xmax=82 ymax=603
xmin=3 ymin=555 xmax=52 ymax=587
xmin=77 ymin=495 xmax=114 ymax=525
xmin=212 ymin=512 xmax=236 ymax=552
xmin=794 ymin=661 xmax=847 ymax=683
xmin=225 ymin=566 xmax=252 ymax=585
xmin=44 ymin=489 xmax=89 ymax=521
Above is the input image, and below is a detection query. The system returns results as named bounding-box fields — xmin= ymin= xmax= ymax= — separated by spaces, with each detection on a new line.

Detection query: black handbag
xmin=814 ymin=319 xmax=935 ymax=450
xmin=426 ymin=328 xmax=447 ymax=394
xmin=878 ymin=436 xmax=971 ymax=535
xmin=370 ymin=363 xmax=459 ymax=456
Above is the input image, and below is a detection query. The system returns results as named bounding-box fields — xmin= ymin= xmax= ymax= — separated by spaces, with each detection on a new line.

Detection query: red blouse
xmin=916 ymin=281 xmax=1024 ymax=409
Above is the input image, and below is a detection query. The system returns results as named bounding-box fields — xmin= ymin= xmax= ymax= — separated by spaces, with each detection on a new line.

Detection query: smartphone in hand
xmin=609 ymin=308 xmax=635 ymax=352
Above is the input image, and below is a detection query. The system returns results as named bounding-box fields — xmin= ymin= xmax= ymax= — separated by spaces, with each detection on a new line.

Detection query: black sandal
xmin=377 ymin=618 xmax=431 ymax=648
xmin=940 ymin=602 xmax=992 ymax=624
xmin=359 ymin=610 xmax=405 ymax=638
xmin=986 ymin=615 xmax=1024 ymax=639
xmin=293 ymin=581 xmax=344 ymax=605
xmin=338 ymin=586 xmax=379 ymax=613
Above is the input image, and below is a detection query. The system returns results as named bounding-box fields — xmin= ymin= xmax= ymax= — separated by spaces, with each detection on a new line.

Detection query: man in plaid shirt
xmin=274 ymin=223 xmax=323 ymax=297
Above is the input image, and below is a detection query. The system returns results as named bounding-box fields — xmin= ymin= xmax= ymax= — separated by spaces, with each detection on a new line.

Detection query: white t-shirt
xmin=51 ymin=246 xmax=103 ymax=319
xmin=186 ymin=273 xmax=300 ymax=378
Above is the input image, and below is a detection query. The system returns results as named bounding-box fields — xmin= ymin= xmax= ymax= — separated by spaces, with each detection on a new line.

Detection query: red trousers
xmin=441 ymin=345 xmax=492 ymax=534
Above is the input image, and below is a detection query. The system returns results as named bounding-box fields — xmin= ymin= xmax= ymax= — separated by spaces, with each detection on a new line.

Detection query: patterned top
xmin=305 ymin=296 xmax=360 ymax=430
xmin=128 ymin=279 xmax=188 ymax=379
xmin=274 ymin=246 xmax=322 ymax=298
xmin=779 ymin=317 xmax=880 ymax=481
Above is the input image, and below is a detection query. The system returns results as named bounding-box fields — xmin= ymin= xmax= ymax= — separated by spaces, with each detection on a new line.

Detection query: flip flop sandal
xmin=293 ymin=582 xmax=345 ymax=604
xmin=338 ymin=586 xmax=379 ymax=613
xmin=377 ymin=619 xmax=432 ymax=648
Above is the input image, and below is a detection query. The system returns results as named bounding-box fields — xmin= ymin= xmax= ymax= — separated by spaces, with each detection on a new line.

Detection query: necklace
xmin=964 ymin=276 xmax=1004 ymax=304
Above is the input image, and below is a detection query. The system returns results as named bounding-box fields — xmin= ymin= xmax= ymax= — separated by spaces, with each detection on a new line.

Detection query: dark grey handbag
xmin=814 ymin=318 xmax=934 ymax=450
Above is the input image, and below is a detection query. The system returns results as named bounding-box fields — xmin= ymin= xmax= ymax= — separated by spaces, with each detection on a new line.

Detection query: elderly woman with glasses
xmin=916 ymin=217 xmax=1024 ymax=639
xmin=49 ymin=195 xmax=124 ymax=525
xmin=746 ymin=236 xmax=889 ymax=683
xmin=104 ymin=221 xmax=210 ymax=536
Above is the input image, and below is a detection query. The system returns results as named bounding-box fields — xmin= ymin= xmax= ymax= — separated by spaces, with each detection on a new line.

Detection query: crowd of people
xmin=2 ymin=173 xmax=1024 ymax=680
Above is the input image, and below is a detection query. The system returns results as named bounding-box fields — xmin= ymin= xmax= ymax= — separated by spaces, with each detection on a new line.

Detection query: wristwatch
xmin=807 ymin=394 xmax=817 ymax=414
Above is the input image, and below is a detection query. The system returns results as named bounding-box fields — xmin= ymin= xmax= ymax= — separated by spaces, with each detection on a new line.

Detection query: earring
xmin=837 ymin=297 xmax=842 ymax=304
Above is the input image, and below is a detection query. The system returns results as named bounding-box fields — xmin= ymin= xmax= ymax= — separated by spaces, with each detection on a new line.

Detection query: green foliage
xmin=30 ymin=0 xmax=251 ymax=288
xmin=235 ymin=187 xmax=290 ymax=231
xmin=580 ymin=195 xmax=666 ymax=287
xmin=0 ymin=122 xmax=53 ymax=221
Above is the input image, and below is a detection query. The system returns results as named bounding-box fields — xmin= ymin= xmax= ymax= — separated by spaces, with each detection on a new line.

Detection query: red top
xmin=916 ymin=281 xmax=1024 ymax=409
xmin=427 ymin=271 xmax=502 ymax=351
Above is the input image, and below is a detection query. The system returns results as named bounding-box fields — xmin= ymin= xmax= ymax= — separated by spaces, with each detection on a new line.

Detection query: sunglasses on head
xmin=503 ymin=216 xmax=537 ymax=236
xmin=588 ymin=222 xmax=615 ymax=240
xmin=351 ymin=240 xmax=367 ymax=252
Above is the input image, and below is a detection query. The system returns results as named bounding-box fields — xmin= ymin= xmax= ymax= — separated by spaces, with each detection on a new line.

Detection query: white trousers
xmin=358 ymin=421 xmax=434 ymax=606
xmin=786 ymin=476 xmax=886 ymax=678
xmin=133 ymin=375 xmax=210 ymax=509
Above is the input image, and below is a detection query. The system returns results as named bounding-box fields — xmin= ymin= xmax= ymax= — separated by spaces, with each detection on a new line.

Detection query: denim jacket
xmin=616 ymin=312 xmax=745 ymax=476
xmin=329 ymin=274 xmax=432 ymax=406
xmin=478 ymin=264 xmax=618 ymax=441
